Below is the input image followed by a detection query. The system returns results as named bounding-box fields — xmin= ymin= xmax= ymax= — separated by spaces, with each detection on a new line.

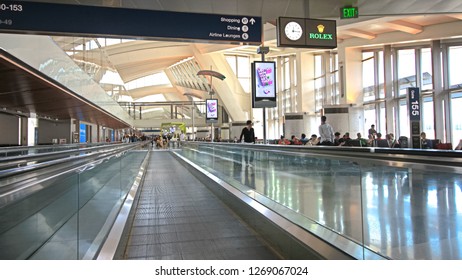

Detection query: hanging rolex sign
xmin=277 ymin=17 xmax=337 ymax=49
xmin=305 ymin=19 xmax=337 ymax=48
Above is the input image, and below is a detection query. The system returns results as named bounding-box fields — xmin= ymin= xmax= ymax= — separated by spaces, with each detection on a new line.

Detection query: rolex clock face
xmin=284 ymin=21 xmax=303 ymax=41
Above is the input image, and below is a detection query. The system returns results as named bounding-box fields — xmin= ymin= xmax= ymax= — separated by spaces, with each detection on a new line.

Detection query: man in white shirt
xmin=318 ymin=115 xmax=334 ymax=145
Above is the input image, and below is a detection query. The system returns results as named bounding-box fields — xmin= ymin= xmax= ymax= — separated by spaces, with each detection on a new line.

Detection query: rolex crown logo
xmin=317 ymin=24 xmax=325 ymax=33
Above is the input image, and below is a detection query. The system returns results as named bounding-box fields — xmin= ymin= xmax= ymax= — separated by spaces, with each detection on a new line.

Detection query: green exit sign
xmin=340 ymin=7 xmax=358 ymax=19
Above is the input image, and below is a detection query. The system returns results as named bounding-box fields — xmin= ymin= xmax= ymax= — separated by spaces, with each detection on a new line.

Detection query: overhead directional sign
xmin=0 ymin=1 xmax=262 ymax=45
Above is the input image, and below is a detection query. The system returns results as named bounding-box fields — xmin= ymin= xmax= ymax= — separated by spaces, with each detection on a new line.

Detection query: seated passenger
xmin=333 ymin=132 xmax=341 ymax=146
xmin=278 ymin=135 xmax=291 ymax=145
xmin=338 ymin=132 xmax=351 ymax=146
xmin=300 ymin=133 xmax=309 ymax=145
xmin=356 ymin=132 xmax=368 ymax=147
xmin=386 ymin=133 xmax=400 ymax=148
xmin=290 ymin=135 xmax=302 ymax=145
xmin=420 ymin=132 xmax=431 ymax=149
xmin=307 ymin=134 xmax=319 ymax=146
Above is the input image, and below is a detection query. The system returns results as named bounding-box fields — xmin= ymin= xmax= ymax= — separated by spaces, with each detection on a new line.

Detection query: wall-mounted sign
xmin=206 ymin=99 xmax=218 ymax=123
xmin=340 ymin=7 xmax=359 ymax=19
xmin=277 ymin=17 xmax=337 ymax=49
xmin=408 ymin=87 xmax=421 ymax=148
xmin=0 ymin=1 xmax=262 ymax=45
xmin=252 ymin=61 xmax=276 ymax=108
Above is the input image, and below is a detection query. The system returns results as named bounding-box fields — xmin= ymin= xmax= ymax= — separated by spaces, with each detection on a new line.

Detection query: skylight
xmin=125 ymin=72 xmax=172 ymax=90
xmin=100 ymin=70 xmax=125 ymax=85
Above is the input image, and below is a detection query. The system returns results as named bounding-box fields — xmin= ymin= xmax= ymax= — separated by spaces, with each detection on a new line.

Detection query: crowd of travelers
xmin=122 ymin=133 xmax=147 ymax=143
xmin=119 ymin=117 xmax=461 ymax=150
xmin=277 ymin=116 xmax=403 ymax=148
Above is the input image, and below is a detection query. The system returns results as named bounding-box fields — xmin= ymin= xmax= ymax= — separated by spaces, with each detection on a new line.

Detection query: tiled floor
xmin=121 ymin=151 xmax=279 ymax=260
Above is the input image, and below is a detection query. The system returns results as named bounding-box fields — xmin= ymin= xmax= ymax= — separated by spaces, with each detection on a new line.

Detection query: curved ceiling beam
xmin=197 ymin=70 xmax=226 ymax=80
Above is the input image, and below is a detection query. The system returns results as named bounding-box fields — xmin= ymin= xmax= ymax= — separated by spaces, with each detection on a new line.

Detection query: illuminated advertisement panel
xmin=252 ymin=61 xmax=276 ymax=108
xmin=206 ymin=99 xmax=218 ymax=123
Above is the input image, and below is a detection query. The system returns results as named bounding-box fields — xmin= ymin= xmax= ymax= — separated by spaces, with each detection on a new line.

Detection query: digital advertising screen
xmin=206 ymin=99 xmax=218 ymax=123
xmin=252 ymin=61 xmax=276 ymax=108
xmin=79 ymin=123 xmax=86 ymax=143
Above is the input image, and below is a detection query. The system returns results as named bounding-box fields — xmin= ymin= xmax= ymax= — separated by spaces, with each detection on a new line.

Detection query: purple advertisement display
xmin=254 ymin=62 xmax=275 ymax=98
xmin=206 ymin=99 xmax=218 ymax=120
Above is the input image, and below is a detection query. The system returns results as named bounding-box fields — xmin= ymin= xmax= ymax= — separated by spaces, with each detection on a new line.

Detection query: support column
xmin=20 ymin=116 xmax=28 ymax=146
xmin=432 ymin=40 xmax=446 ymax=141
xmin=384 ymin=45 xmax=396 ymax=135
xmin=338 ymin=46 xmax=363 ymax=106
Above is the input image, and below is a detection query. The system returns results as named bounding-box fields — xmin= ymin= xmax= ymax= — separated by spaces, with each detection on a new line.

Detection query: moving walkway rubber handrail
xmin=0 ymin=142 xmax=114 ymax=157
xmin=0 ymin=143 xmax=130 ymax=171
xmin=0 ymin=141 xmax=113 ymax=151
xmin=195 ymin=142 xmax=462 ymax=170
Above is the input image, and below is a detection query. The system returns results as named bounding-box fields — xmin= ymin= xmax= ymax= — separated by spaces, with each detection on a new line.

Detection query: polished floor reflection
xmin=179 ymin=145 xmax=462 ymax=260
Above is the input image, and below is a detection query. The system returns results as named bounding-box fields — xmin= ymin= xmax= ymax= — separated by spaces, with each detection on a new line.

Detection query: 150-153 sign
xmin=0 ymin=1 xmax=262 ymax=45
xmin=0 ymin=3 xmax=23 ymax=11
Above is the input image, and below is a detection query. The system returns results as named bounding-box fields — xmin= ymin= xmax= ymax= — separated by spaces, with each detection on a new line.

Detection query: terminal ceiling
xmin=6 ymin=0 xmax=462 ymax=125
xmin=48 ymin=0 xmax=462 ymax=97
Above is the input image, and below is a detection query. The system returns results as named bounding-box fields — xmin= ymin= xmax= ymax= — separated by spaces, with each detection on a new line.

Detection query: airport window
xmin=293 ymin=57 xmax=297 ymax=87
xmin=314 ymin=54 xmax=325 ymax=111
xmin=169 ymin=59 xmax=210 ymax=92
xmin=399 ymin=99 xmax=410 ymax=138
xmin=72 ymin=39 xmax=99 ymax=51
xmin=96 ymin=38 xmax=134 ymax=48
xmin=225 ymin=55 xmax=250 ymax=93
xmin=364 ymin=105 xmax=376 ymax=135
xmin=448 ymin=46 xmax=462 ymax=89
xmin=420 ymin=48 xmax=433 ymax=91
xmin=378 ymin=51 xmax=385 ymax=99
xmin=100 ymin=70 xmax=125 ymax=86
xmin=277 ymin=55 xmax=297 ymax=113
xmin=125 ymin=72 xmax=171 ymax=90
xmin=397 ymin=49 xmax=416 ymax=96
xmin=362 ymin=52 xmax=375 ymax=102
xmin=450 ymin=92 xmax=462 ymax=145
xmin=266 ymin=55 xmax=297 ymax=139
xmin=314 ymin=52 xmax=339 ymax=110
xmin=379 ymin=102 xmax=386 ymax=134
xmin=361 ymin=50 xmax=385 ymax=101
xmin=422 ymin=96 xmax=435 ymax=139
xmin=330 ymin=53 xmax=340 ymax=104
xmin=283 ymin=57 xmax=290 ymax=91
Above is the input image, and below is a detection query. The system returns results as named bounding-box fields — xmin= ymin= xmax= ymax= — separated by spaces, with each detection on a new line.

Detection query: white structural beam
xmin=447 ymin=14 xmax=462 ymax=20
xmin=341 ymin=29 xmax=376 ymax=40
xmin=383 ymin=20 xmax=423 ymax=34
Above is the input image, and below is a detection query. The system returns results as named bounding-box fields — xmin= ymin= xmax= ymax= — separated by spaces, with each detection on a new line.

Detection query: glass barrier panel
xmin=179 ymin=143 xmax=366 ymax=259
xmin=0 ymin=174 xmax=80 ymax=260
xmin=360 ymin=164 xmax=462 ymax=260
xmin=0 ymin=147 xmax=148 ymax=259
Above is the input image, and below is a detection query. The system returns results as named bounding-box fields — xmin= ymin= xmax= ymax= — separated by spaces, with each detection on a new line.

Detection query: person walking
xmin=318 ymin=115 xmax=334 ymax=145
xmin=239 ymin=120 xmax=255 ymax=144
xmin=239 ymin=120 xmax=255 ymax=166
